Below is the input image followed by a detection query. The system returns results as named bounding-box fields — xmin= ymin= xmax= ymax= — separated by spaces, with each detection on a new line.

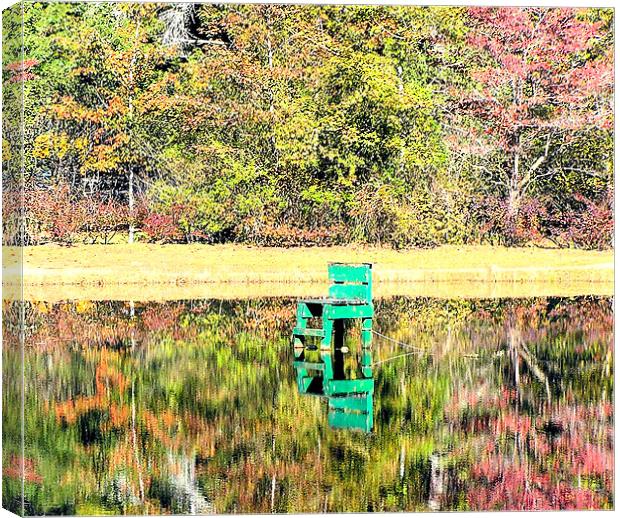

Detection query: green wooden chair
xmin=292 ymin=262 xmax=374 ymax=351
xmin=293 ymin=349 xmax=374 ymax=432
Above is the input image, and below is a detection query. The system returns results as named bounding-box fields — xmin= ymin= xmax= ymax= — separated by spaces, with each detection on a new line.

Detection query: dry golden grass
xmin=2 ymin=243 xmax=614 ymax=301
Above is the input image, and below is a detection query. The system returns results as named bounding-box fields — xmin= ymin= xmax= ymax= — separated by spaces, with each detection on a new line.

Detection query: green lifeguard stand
xmin=292 ymin=263 xmax=374 ymax=351
xmin=293 ymin=348 xmax=374 ymax=432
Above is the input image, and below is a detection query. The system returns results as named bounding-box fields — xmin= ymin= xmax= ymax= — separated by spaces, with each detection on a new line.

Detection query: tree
xmin=457 ymin=7 xmax=612 ymax=223
xmin=35 ymin=3 xmax=180 ymax=242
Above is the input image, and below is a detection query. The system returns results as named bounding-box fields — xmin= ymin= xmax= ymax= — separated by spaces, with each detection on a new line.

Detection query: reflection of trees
xmin=440 ymin=299 xmax=613 ymax=511
xmin=505 ymin=315 xmax=551 ymax=402
xmin=3 ymin=296 xmax=613 ymax=514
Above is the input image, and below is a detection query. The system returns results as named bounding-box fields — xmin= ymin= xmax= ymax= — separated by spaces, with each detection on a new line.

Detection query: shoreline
xmin=2 ymin=243 xmax=613 ymax=302
xmin=3 ymin=279 xmax=613 ymax=303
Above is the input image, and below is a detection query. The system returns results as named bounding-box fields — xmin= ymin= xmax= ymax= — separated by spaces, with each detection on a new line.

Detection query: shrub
xmin=253 ymin=223 xmax=346 ymax=247
xmin=554 ymin=191 xmax=613 ymax=250
xmin=348 ymin=183 xmax=400 ymax=246
xmin=348 ymin=182 xmax=480 ymax=249
xmin=82 ymin=198 xmax=129 ymax=244
xmin=24 ymin=182 xmax=129 ymax=245
xmin=2 ymin=188 xmax=21 ymax=245
xmin=141 ymin=212 xmax=184 ymax=243
xmin=237 ymin=214 xmax=346 ymax=247
xmin=476 ymin=195 xmax=551 ymax=246
xmin=25 ymin=183 xmax=86 ymax=245
xmin=141 ymin=203 xmax=212 ymax=243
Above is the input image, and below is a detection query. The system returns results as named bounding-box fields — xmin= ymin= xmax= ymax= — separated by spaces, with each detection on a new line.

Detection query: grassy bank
xmin=2 ymin=243 xmax=613 ymax=301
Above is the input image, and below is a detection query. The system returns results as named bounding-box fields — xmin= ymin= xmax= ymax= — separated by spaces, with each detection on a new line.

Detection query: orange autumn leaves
xmin=51 ymin=349 xmax=129 ymax=426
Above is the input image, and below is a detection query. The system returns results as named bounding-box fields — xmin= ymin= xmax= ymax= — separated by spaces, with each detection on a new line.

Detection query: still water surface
xmin=2 ymin=296 xmax=614 ymax=514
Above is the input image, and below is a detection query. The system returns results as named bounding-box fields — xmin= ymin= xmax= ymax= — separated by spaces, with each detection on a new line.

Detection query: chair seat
xmin=300 ymin=297 xmax=367 ymax=306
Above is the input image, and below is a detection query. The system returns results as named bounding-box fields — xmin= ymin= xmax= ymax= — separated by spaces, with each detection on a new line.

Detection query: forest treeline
xmin=2 ymin=3 xmax=614 ymax=248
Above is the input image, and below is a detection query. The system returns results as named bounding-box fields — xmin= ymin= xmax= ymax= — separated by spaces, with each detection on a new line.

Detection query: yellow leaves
xmin=34 ymin=301 xmax=50 ymax=314
xmin=74 ymin=300 xmax=93 ymax=314
xmin=79 ymin=132 xmax=128 ymax=174
xmin=33 ymin=131 xmax=71 ymax=160
xmin=74 ymin=136 xmax=88 ymax=151
xmin=80 ymin=144 xmax=121 ymax=174
xmin=2 ymin=139 xmax=10 ymax=162
xmin=32 ymin=131 xmax=94 ymax=163
xmin=117 ymin=2 xmax=158 ymax=19
xmin=33 ymin=119 xmax=131 ymax=175
xmin=71 ymin=66 xmax=96 ymax=77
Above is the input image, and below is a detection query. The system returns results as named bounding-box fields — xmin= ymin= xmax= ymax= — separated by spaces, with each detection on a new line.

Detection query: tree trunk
xmin=265 ymin=17 xmax=279 ymax=174
xmin=128 ymin=167 xmax=135 ymax=243
xmin=396 ymin=65 xmax=405 ymax=177
xmin=131 ymin=379 xmax=145 ymax=502
xmin=428 ymin=452 xmax=444 ymax=511
xmin=127 ymin=18 xmax=140 ymax=244
xmin=507 ymin=150 xmax=521 ymax=219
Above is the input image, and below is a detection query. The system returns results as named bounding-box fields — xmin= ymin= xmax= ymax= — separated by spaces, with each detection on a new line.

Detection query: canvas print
xmin=1 ymin=1 xmax=614 ymax=515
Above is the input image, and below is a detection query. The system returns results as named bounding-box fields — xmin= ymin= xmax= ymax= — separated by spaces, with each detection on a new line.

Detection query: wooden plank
xmin=297 ymin=376 xmax=314 ymax=393
xmin=328 ymin=284 xmax=369 ymax=302
xmin=325 ymin=304 xmax=374 ymax=319
xmin=324 ymin=378 xmax=374 ymax=395
xmin=293 ymin=361 xmax=325 ymax=371
xmin=328 ymin=409 xmax=373 ymax=432
xmin=296 ymin=302 xmax=314 ymax=318
xmin=328 ymin=263 xmax=371 ymax=283
xmin=293 ymin=327 xmax=324 ymax=337
xmin=328 ymin=394 xmax=372 ymax=412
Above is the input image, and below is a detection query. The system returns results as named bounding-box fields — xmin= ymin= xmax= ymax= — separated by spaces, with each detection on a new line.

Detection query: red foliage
xmin=141 ymin=212 xmax=184 ymax=243
xmin=467 ymin=460 xmax=603 ymax=510
xmin=25 ymin=183 xmax=129 ymax=244
xmin=83 ymin=197 xmax=129 ymax=244
xmin=493 ymin=411 xmax=532 ymax=436
xmin=141 ymin=203 xmax=211 ymax=243
xmin=5 ymin=59 xmax=39 ymax=82
xmin=9 ymin=71 xmax=37 ymax=82
xmin=141 ymin=304 xmax=185 ymax=333
xmin=26 ymin=183 xmax=86 ymax=244
xmin=576 ymin=445 xmax=610 ymax=476
xmin=5 ymin=59 xmax=39 ymax=72
xmin=556 ymin=191 xmax=614 ymax=250
xmin=464 ymin=8 xmax=611 ymax=145
xmin=2 ymin=455 xmax=43 ymax=484
xmin=460 ymin=398 xmax=613 ymax=511
xmin=457 ymin=8 xmax=612 ymax=247
xmin=2 ymin=188 xmax=22 ymax=245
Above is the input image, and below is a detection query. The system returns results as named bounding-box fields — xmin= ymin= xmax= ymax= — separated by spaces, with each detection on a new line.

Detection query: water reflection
xmin=1 ymin=296 xmax=614 ymax=514
xmin=294 ymin=348 xmax=374 ymax=432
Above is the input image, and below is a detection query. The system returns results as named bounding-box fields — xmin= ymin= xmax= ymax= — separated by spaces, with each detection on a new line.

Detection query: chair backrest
xmin=327 ymin=262 xmax=372 ymax=303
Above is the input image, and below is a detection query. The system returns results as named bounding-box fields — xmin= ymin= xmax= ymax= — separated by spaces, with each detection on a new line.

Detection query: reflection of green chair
xmin=292 ymin=263 xmax=373 ymax=351
xmin=293 ymin=348 xmax=374 ymax=433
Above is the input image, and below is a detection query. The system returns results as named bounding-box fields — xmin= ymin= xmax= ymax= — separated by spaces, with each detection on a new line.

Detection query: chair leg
xmin=321 ymin=318 xmax=333 ymax=350
xmin=293 ymin=304 xmax=309 ymax=354
xmin=360 ymin=349 xmax=373 ymax=378
xmin=361 ymin=318 xmax=372 ymax=349
xmin=295 ymin=362 xmax=312 ymax=393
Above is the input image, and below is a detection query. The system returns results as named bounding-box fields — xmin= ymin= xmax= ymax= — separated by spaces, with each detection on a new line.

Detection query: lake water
xmin=2 ymin=296 xmax=614 ymax=514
